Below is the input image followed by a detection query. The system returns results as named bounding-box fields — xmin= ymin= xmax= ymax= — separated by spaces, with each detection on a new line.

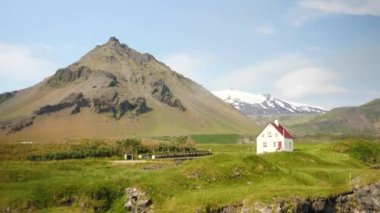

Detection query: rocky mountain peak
xmin=74 ymin=37 xmax=156 ymax=69
xmin=107 ymin=36 xmax=120 ymax=44
xmin=262 ymin=93 xmax=272 ymax=100
xmin=103 ymin=36 xmax=129 ymax=50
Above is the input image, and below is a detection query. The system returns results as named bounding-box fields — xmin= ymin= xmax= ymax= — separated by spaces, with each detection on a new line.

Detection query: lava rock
xmin=151 ymin=79 xmax=185 ymax=111
xmin=216 ymin=182 xmax=380 ymax=213
xmin=8 ymin=117 xmax=35 ymax=133
xmin=118 ymin=97 xmax=150 ymax=118
xmin=46 ymin=66 xmax=93 ymax=86
xmin=124 ymin=187 xmax=153 ymax=213
xmin=34 ymin=93 xmax=89 ymax=115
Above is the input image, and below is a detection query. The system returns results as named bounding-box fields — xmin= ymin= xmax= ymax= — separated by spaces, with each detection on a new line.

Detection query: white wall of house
xmin=256 ymin=123 xmax=293 ymax=154
xmin=283 ymin=138 xmax=294 ymax=152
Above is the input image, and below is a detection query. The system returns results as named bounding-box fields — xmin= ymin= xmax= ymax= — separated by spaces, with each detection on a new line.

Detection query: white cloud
xmin=365 ymin=90 xmax=380 ymax=99
xmin=255 ymin=25 xmax=275 ymax=35
xmin=213 ymin=54 xmax=346 ymax=102
xmin=291 ymin=0 xmax=380 ymax=25
xmin=274 ymin=68 xmax=347 ymax=100
xmin=213 ymin=55 xmax=309 ymax=91
xmin=0 ymin=43 xmax=57 ymax=92
xmin=161 ymin=53 xmax=206 ymax=82
xmin=299 ymin=0 xmax=380 ymax=16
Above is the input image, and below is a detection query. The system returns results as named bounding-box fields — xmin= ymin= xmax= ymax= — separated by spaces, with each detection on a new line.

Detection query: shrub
xmin=26 ymin=143 xmax=117 ymax=161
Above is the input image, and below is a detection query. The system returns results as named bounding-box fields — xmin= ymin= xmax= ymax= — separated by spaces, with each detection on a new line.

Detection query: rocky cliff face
xmin=208 ymin=182 xmax=380 ymax=213
xmin=151 ymin=79 xmax=185 ymax=111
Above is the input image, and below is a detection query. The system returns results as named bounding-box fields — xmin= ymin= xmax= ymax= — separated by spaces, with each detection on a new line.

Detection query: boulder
xmin=124 ymin=187 xmax=153 ymax=213
xmin=353 ymin=182 xmax=380 ymax=212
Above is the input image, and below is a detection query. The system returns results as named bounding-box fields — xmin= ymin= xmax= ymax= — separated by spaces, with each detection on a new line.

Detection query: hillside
xmin=212 ymin=89 xmax=327 ymax=115
xmin=0 ymin=138 xmax=379 ymax=212
xmin=290 ymin=99 xmax=380 ymax=135
xmin=0 ymin=37 xmax=258 ymax=141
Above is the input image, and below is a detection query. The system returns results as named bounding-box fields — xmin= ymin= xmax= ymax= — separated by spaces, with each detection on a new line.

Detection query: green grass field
xmin=190 ymin=134 xmax=241 ymax=144
xmin=0 ymin=136 xmax=379 ymax=212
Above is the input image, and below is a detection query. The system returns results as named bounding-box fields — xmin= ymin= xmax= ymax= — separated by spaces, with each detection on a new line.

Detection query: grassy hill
xmin=289 ymin=99 xmax=380 ymax=135
xmin=0 ymin=136 xmax=379 ymax=212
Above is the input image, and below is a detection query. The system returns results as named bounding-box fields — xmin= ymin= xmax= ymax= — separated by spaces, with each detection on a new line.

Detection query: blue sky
xmin=0 ymin=0 xmax=379 ymax=108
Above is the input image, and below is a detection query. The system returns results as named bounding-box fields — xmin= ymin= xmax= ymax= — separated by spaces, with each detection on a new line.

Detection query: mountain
xmin=290 ymin=99 xmax=380 ymax=135
xmin=0 ymin=37 xmax=257 ymax=141
xmin=212 ymin=89 xmax=328 ymax=116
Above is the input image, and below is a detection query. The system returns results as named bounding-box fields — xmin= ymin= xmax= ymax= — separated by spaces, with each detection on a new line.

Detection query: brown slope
xmin=0 ymin=37 xmax=258 ymax=141
xmin=289 ymin=99 xmax=380 ymax=135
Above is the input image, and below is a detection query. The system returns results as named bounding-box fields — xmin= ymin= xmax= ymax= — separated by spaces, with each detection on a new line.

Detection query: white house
xmin=256 ymin=120 xmax=293 ymax=154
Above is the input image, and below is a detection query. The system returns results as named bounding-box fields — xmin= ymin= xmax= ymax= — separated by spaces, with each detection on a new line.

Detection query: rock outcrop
xmin=151 ymin=79 xmax=185 ymax=111
xmin=92 ymin=95 xmax=150 ymax=119
xmin=0 ymin=117 xmax=35 ymax=133
xmin=35 ymin=91 xmax=150 ymax=120
xmin=3 ymin=89 xmax=151 ymax=133
xmin=34 ymin=93 xmax=90 ymax=115
xmin=46 ymin=66 xmax=93 ymax=86
xmin=210 ymin=182 xmax=380 ymax=213
xmin=105 ymin=37 xmax=156 ymax=65
xmin=124 ymin=187 xmax=153 ymax=213
xmin=285 ymin=182 xmax=380 ymax=213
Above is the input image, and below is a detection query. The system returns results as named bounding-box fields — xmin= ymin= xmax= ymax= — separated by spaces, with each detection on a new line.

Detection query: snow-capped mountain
xmin=212 ymin=89 xmax=328 ymax=115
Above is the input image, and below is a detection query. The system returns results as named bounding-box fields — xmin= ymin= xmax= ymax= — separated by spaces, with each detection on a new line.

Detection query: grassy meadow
xmin=0 ymin=135 xmax=379 ymax=212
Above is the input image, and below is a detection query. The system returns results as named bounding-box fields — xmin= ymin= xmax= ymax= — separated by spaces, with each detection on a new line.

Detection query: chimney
xmin=274 ymin=120 xmax=279 ymax=126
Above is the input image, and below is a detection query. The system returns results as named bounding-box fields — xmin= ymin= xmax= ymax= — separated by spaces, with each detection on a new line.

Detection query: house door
xmin=277 ymin=141 xmax=282 ymax=150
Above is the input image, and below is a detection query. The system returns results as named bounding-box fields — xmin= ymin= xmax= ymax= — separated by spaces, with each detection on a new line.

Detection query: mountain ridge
xmin=289 ymin=98 xmax=380 ymax=135
xmin=212 ymin=89 xmax=328 ymax=115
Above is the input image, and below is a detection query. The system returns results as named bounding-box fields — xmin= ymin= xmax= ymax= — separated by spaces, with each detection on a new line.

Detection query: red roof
xmin=270 ymin=122 xmax=293 ymax=139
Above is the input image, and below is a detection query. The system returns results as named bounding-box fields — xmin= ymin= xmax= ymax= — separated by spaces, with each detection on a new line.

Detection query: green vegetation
xmin=0 ymin=137 xmax=379 ymax=212
xmin=24 ymin=137 xmax=200 ymax=161
xmin=26 ymin=143 xmax=117 ymax=161
xmin=331 ymin=140 xmax=380 ymax=163
xmin=190 ymin=134 xmax=240 ymax=144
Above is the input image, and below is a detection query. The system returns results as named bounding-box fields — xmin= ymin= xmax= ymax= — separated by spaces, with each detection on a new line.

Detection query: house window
xmin=267 ymin=132 xmax=272 ymax=137
xmin=262 ymin=134 xmax=264 ymax=138
xmin=273 ymin=142 xmax=276 ymax=147
xmin=275 ymin=133 xmax=278 ymax=137
xmin=263 ymin=141 xmax=267 ymax=147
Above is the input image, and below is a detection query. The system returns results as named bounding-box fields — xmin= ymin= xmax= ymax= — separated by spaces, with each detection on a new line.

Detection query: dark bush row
xmin=349 ymin=143 xmax=380 ymax=164
xmin=26 ymin=137 xmax=203 ymax=161
xmin=27 ymin=144 xmax=117 ymax=161
xmin=155 ymin=151 xmax=212 ymax=159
